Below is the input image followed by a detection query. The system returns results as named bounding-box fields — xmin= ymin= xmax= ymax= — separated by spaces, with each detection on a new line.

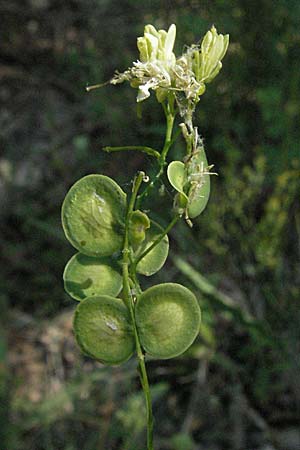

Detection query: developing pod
xmin=135 ymin=283 xmax=201 ymax=359
xmin=167 ymin=160 xmax=188 ymax=202
xmin=167 ymin=146 xmax=211 ymax=220
xmin=74 ymin=295 xmax=135 ymax=365
xmin=63 ymin=253 xmax=122 ymax=301
xmin=185 ymin=146 xmax=210 ymax=219
xmin=62 ymin=174 xmax=126 ymax=257
xmin=135 ymin=221 xmax=169 ymax=276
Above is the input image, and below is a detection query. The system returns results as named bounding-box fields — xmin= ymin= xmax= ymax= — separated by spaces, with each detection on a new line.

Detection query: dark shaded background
xmin=1 ymin=0 xmax=300 ymax=449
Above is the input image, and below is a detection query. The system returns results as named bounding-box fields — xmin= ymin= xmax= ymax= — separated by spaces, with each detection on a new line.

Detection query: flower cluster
xmin=111 ymin=23 xmax=229 ymax=109
xmin=111 ymin=24 xmax=176 ymax=102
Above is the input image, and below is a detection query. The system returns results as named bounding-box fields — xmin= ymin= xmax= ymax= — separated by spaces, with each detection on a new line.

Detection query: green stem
xmin=138 ymin=355 xmax=154 ymax=449
xmin=136 ymin=95 xmax=176 ymax=208
xmin=132 ymin=215 xmax=180 ymax=272
xmin=168 ymin=127 xmax=182 ymax=151
xmin=122 ymin=172 xmax=154 ymax=450
xmin=132 ymin=271 xmax=142 ymax=295
xmin=103 ymin=145 xmax=160 ymax=160
xmin=160 ymin=94 xmax=176 ymax=162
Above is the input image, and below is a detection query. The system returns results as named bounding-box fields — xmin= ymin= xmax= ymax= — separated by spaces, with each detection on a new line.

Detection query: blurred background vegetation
xmin=1 ymin=0 xmax=300 ymax=449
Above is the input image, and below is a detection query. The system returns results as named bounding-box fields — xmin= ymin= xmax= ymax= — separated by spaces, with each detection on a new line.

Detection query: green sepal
xmin=135 ymin=221 xmax=169 ymax=276
xmin=63 ymin=253 xmax=123 ymax=301
xmin=61 ymin=174 xmax=127 ymax=257
xmin=135 ymin=283 xmax=201 ymax=359
xmin=74 ymin=295 xmax=135 ymax=365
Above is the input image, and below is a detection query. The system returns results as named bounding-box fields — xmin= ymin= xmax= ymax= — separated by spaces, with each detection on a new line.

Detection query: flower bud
xmin=196 ymin=25 xmax=229 ymax=84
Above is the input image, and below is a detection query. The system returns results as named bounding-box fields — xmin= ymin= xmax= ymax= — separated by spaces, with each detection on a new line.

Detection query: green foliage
xmin=171 ymin=432 xmax=196 ymax=450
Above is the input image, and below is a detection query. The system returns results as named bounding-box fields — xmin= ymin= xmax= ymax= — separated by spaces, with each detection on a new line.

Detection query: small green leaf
xmin=186 ymin=147 xmax=211 ymax=219
xmin=135 ymin=283 xmax=201 ymax=359
xmin=74 ymin=295 xmax=135 ymax=365
xmin=135 ymin=221 xmax=169 ymax=276
xmin=129 ymin=210 xmax=150 ymax=246
xmin=63 ymin=253 xmax=122 ymax=301
xmin=167 ymin=161 xmax=188 ymax=200
xmin=62 ymin=174 xmax=126 ymax=257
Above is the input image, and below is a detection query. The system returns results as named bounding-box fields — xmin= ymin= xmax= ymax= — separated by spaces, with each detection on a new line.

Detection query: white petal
xmin=145 ymin=33 xmax=158 ymax=60
xmin=137 ymin=37 xmax=149 ymax=62
xmin=137 ymin=84 xmax=151 ymax=102
xmin=165 ymin=24 xmax=176 ymax=58
xmin=144 ymin=24 xmax=159 ymax=38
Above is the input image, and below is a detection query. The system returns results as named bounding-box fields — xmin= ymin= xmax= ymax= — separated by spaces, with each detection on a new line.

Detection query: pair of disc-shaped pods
xmin=62 ymin=174 xmax=201 ymax=364
xmin=167 ymin=145 xmax=211 ymax=219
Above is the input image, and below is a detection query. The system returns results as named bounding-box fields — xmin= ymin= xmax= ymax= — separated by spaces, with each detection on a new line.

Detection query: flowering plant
xmin=62 ymin=23 xmax=229 ymax=449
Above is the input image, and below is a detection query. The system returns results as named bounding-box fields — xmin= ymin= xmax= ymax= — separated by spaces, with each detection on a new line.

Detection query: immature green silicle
xmin=62 ymin=174 xmax=127 ymax=257
xmin=135 ymin=221 xmax=169 ymax=276
xmin=167 ymin=139 xmax=212 ymax=221
xmin=61 ymin=174 xmax=192 ymax=365
xmin=74 ymin=295 xmax=135 ymax=364
xmin=135 ymin=283 xmax=201 ymax=359
xmin=63 ymin=253 xmax=122 ymax=301
xmin=61 ymin=172 xmax=200 ymax=364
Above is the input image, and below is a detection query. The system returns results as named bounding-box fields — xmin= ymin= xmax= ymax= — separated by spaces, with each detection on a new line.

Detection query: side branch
xmin=103 ymin=146 xmax=160 ymax=159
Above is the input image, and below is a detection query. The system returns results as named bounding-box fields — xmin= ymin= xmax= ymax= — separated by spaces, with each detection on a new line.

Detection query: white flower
xmin=110 ymin=24 xmax=229 ymax=106
xmin=137 ymin=24 xmax=176 ymax=67
xmin=111 ymin=24 xmax=176 ymax=102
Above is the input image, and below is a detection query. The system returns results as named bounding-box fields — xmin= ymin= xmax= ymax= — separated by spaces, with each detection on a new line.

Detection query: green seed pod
xmin=74 ymin=295 xmax=135 ymax=365
xmin=129 ymin=210 xmax=151 ymax=246
xmin=167 ymin=160 xmax=188 ymax=215
xmin=63 ymin=253 xmax=122 ymax=301
xmin=185 ymin=146 xmax=211 ymax=219
xmin=135 ymin=221 xmax=169 ymax=276
xmin=135 ymin=283 xmax=201 ymax=359
xmin=167 ymin=160 xmax=188 ymax=200
xmin=62 ymin=174 xmax=126 ymax=257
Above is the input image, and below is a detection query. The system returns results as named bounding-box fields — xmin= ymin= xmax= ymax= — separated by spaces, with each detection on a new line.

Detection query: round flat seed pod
xmin=186 ymin=148 xmax=210 ymax=219
xmin=135 ymin=283 xmax=201 ymax=359
xmin=62 ymin=174 xmax=126 ymax=257
xmin=74 ymin=295 xmax=135 ymax=365
xmin=135 ymin=221 xmax=169 ymax=276
xmin=63 ymin=253 xmax=123 ymax=301
xmin=167 ymin=161 xmax=188 ymax=200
